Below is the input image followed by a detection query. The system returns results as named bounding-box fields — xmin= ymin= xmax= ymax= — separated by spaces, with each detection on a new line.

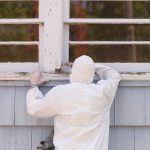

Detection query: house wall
xmin=0 ymin=80 xmax=150 ymax=150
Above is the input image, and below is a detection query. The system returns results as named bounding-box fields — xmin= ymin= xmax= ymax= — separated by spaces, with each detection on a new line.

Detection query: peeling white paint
xmin=1 ymin=73 xmax=150 ymax=81
xmin=39 ymin=0 xmax=63 ymax=72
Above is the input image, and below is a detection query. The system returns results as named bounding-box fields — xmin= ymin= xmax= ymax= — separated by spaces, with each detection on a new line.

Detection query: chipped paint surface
xmin=39 ymin=0 xmax=63 ymax=72
xmin=1 ymin=72 xmax=150 ymax=81
xmin=121 ymin=73 xmax=150 ymax=80
xmin=0 ymin=73 xmax=69 ymax=81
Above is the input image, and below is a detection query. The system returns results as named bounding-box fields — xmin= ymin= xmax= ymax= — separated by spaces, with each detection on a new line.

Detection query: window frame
xmin=63 ymin=0 xmax=150 ymax=73
xmin=0 ymin=0 xmax=63 ymax=73
xmin=0 ymin=0 xmax=150 ymax=73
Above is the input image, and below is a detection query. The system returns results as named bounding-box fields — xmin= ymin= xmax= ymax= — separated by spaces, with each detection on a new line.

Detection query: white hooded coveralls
xmin=27 ymin=56 xmax=121 ymax=150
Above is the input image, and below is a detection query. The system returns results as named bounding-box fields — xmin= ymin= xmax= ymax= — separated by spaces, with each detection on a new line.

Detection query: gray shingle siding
xmin=0 ymin=80 xmax=150 ymax=150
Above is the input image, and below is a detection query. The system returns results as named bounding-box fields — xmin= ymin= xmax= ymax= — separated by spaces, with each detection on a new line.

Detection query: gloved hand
xmin=31 ymin=71 xmax=48 ymax=86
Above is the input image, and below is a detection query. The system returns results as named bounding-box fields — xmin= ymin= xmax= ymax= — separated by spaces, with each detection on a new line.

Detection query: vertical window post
xmin=39 ymin=0 xmax=63 ymax=73
xmin=63 ymin=0 xmax=70 ymax=64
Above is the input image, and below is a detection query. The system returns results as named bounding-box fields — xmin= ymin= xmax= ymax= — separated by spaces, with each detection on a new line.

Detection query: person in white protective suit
xmin=27 ymin=55 xmax=121 ymax=150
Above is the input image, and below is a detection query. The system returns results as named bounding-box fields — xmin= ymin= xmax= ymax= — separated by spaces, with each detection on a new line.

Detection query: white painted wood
xmin=0 ymin=72 xmax=69 ymax=81
xmin=32 ymin=127 xmax=53 ymax=150
xmin=0 ymin=87 xmax=15 ymax=125
xmin=65 ymin=18 xmax=150 ymax=24
xmin=69 ymin=41 xmax=150 ymax=45
xmin=15 ymin=87 xmax=39 ymax=126
xmin=135 ymin=127 xmax=150 ymax=150
xmin=1 ymin=72 xmax=150 ymax=81
xmin=0 ymin=63 xmax=38 ymax=72
xmin=39 ymin=0 xmax=45 ymax=72
xmin=121 ymin=73 xmax=150 ymax=80
xmin=9 ymin=127 xmax=31 ymax=150
xmin=1 ymin=62 xmax=150 ymax=73
xmin=39 ymin=0 xmax=63 ymax=72
xmin=0 ymin=18 xmax=43 ymax=24
xmin=0 ymin=41 xmax=39 ymax=45
xmin=115 ymin=87 xmax=145 ymax=126
xmin=109 ymin=127 xmax=134 ymax=150
xmin=119 ymin=81 xmax=150 ymax=87
xmin=63 ymin=0 xmax=70 ymax=64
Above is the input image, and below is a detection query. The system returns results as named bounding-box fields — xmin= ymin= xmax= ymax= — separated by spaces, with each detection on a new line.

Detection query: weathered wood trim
xmin=63 ymin=0 xmax=70 ymax=64
xmin=1 ymin=79 xmax=150 ymax=87
xmin=0 ymin=63 xmax=38 ymax=72
xmin=39 ymin=0 xmax=63 ymax=72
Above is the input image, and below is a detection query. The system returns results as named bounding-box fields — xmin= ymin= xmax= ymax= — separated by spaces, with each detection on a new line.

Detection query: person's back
xmin=27 ymin=55 xmax=121 ymax=150
xmin=53 ymin=82 xmax=112 ymax=150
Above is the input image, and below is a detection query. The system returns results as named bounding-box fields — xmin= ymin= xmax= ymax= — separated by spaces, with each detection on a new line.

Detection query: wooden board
xmin=135 ymin=127 xmax=150 ymax=150
xmin=0 ymin=87 xmax=15 ymax=125
xmin=115 ymin=87 xmax=145 ymax=126
xmin=109 ymin=127 xmax=134 ymax=150
xmin=9 ymin=127 xmax=31 ymax=150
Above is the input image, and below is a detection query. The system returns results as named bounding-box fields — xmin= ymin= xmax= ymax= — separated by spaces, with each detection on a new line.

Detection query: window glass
xmin=70 ymin=45 xmax=150 ymax=62
xmin=0 ymin=25 xmax=38 ymax=41
xmin=0 ymin=1 xmax=38 ymax=62
xmin=70 ymin=1 xmax=150 ymax=18
xmin=0 ymin=1 xmax=38 ymax=18
xmin=70 ymin=1 xmax=150 ymax=63
xmin=70 ymin=24 xmax=150 ymax=41
xmin=0 ymin=45 xmax=38 ymax=62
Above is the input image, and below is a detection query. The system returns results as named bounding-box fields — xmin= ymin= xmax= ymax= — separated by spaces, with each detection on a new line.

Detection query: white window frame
xmin=0 ymin=0 xmax=63 ymax=73
xmin=63 ymin=0 xmax=150 ymax=73
xmin=0 ymin=0 xmax=150 ymax=73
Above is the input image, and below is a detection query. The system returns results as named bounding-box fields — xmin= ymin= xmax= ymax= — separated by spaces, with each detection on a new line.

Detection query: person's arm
xmin=26 ymin=71 xmax=57 ymax=118
xmin=96 ymin=64 xmax=121 ymax=102
xmin=26 ymin=86 xmax=58 ymax=118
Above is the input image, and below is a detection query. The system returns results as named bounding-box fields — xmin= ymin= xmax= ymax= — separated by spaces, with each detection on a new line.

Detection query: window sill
xmin=0 ymin=72 xmax=150 ymax=81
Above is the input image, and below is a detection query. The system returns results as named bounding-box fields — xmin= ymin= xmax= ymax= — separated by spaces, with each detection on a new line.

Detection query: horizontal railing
xmin=64 ymin=18 xmax=150 ymax=25
xmin=0 ymin=19 xmax=43 ymax=25
xmin=0 ymin=41 xmax=39 ymax=46
xmin=69 ymin=41 xmax=150 ymax=45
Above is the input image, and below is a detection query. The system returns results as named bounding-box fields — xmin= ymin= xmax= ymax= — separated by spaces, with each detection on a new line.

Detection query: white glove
xmin=30 ymin=71 xmax=48 ymax=86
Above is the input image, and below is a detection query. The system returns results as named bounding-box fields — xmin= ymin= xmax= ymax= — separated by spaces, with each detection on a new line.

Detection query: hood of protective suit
xmin=70 ymin=55 xmax=95 ymax=84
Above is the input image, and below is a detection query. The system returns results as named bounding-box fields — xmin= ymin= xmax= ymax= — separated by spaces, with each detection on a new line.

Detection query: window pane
xmin=0 ymin=1 xmax=38 ymax=18
xmin=0 ymin=25 xmax=38 ymax=41
xmin=70 ymin=24 xmax=150 ymax=41
xmin=69 ymin=45 xmax=150 ymax=62
xmin=70 ymin=1 xmax=150 ymax=18
xmin=0 ymin=46 xmax=38 ymax=62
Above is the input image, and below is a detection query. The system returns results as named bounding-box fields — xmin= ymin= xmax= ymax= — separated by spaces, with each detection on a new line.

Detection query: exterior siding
xmin=0 ymin=80 xmax=150 ymax=150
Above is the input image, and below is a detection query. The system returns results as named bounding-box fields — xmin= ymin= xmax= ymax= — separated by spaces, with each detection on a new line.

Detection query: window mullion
xmin=39 ymin=0 xmax=63 ymax=73
xmin=63 ymin=0 xmax=70 ymax=64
